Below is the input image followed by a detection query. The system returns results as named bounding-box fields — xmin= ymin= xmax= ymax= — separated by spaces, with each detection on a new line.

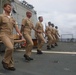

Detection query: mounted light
xmin=12 ymin=8 xmax=17 ymax=13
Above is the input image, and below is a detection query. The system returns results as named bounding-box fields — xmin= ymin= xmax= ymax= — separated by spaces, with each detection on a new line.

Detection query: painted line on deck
xmin=17 ymin=49 xmax=76 ymax=55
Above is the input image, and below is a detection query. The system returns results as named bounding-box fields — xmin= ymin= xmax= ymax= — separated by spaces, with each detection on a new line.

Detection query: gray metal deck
xmin=0 ymin=42 xmax=76 ymax=75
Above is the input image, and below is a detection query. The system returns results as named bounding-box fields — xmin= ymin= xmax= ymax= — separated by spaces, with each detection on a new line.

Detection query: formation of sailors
xmin=0 ymin=3 xmax=60 ymax=71
xmin=45 ymin=22 xmax=60 ymax=50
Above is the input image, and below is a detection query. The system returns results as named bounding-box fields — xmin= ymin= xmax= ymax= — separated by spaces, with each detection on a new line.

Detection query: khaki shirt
xmin=0 ymin=14 xmax=17 ymax=38
xmin=55 ymin=29 xmax=59 ymax=36
xmin=45 ymin=26 xmax=52 ymax=34
xmin=35 ymin=22 xmax=44 ymax=33
xmin=51 ymin=27 xmax=56 ymax=35
xmin=22 ymin=17 xmax=34 ymax=35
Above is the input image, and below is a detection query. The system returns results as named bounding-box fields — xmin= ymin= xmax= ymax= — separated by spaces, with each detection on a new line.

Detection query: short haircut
xmin=26 ymin=11 xmax=31 ymax=14
xmin=52 ymin=24 xmax=54 ymax=27
xmin=55 ymin=26 xmax=58 ymax=28
xmin=3 ymin=3 xmax=11 ymax=8
xmin=48 ymin=22 xmax=51 ymax=25
xmin=38 ymin=16 xmax=42 ymax=20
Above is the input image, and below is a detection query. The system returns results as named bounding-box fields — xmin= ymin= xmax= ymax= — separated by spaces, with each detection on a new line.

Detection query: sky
xmin=19 ymin=0 xmax=76 ymax=38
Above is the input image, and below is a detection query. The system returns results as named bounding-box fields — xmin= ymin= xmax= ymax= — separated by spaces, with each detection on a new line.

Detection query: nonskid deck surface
xmin=0 ymin=42 xmax=76 ymax=75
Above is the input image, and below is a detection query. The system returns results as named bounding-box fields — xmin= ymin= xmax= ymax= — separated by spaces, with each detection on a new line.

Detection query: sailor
xmin=54 ymin=26 xmax=60 ymax=46
xmin=35 ymin=16 xmax=45 ymax=54
xmin=0 ymin=3 xmax=22 ymax=71
xmin=45 ymin=22 xmax=53 ymax=50
xmin=21 ymin=11 xmax=40 ymax=61
xmin=51 ymin=23 xmax=56 ymax=48
xmin=51 ymin=24 xmax=56 ymax=48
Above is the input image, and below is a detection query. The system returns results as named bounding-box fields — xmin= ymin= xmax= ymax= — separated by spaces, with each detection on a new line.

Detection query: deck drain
xmin=53 ymin=60 xmax=59 ymax=63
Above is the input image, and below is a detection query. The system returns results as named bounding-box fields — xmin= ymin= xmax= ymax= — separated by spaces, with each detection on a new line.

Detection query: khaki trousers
xmin=52 ymin=34 xmax=56 ymax=44
xmin=23 ymin=33 xmax=34 ymax=57
xmin=0 ymin=34 xmax=14 ymax=67
xmin=37 ymin=33 xmax=45 ymax=51
xmin=55 ymin=35 xmax=59 ymax=42
xmin=47 ymin=34 xmax=53 ymax=46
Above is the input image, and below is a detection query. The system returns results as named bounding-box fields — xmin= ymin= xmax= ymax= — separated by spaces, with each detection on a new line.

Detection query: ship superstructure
xmin=0 ymin=0 xmax=37 ymax=39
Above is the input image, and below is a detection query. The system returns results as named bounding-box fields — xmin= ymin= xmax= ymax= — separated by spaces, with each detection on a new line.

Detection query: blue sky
xmin=19 ymin=0 xmax=76 ymax=38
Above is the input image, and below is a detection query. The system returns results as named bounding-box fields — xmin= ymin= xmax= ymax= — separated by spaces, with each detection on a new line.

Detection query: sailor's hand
xmin=37 ymin=30 xmax=42 ymax=33
xmin=19 ymin=33 xmax=22 ymax=37
xmin=59 ymin=35 xmax=60 ymax=37
xmin=19 ymin=33 xmax=22 ymax=39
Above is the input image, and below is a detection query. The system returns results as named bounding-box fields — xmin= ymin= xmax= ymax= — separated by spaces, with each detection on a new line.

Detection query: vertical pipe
xmin=0 ymin=0 xmax=2 ymax=14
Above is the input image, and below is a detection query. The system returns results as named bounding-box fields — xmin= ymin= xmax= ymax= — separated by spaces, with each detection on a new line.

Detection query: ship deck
xmin=0 ymin=42 xmax=76 ymax=75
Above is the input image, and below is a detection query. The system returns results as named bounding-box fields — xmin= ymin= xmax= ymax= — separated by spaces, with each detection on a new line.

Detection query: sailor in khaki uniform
xmin=45 ymin=22 xmax=53 ymax=50
xmin=35 ymin=16 xmax=45 ymax=54
xmin=0 ymin=3 xmax=22 ymax=71
xmin=54 ymin=26 xmax=60 ymax=46
xmin=21 ymin=11 xmax=39 ymax=61
xmin=51 ymin=24 xmax=56 ymax=48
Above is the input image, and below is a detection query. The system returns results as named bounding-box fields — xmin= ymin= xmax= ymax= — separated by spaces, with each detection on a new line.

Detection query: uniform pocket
xmin=2 ymin=21 xmax=8 ymax=24
xmin=2 ymin=18 xmax=9 ymax=24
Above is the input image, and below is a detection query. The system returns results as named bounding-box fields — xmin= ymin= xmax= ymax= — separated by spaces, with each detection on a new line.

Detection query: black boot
xmin=47 ymin=45 xmax=51 ymax=50
xmin=37 ymin=50 xmax=43 ymax=54
xmin=24 ymin=54 xmax=33 ymax=61
xmin=55 ymin=43 xmax=58 ymax=46
xmin=29 ymin=57 xmax=34 ymax=60
xmin=8 ymin=67 xmax=16 ymax=71
xmin=24 ymin=54 xmax=30 ymax=61
xmin=51 ymin=45 xmax=55 ymax=48
xmin=2 ymin=61 xmax=16 ymax=71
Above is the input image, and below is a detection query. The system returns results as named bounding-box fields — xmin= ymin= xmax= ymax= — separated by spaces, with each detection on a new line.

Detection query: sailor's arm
xmin=20 ymin=19 xmax=27 ymax=33
xmin=57 ymin=31 xmax=60 ymax=37
xmin=13 ymin=21 xmax=22 ymax=37
xmin=45 ymin=26 xmax=48 ymax=33
xmin=32 ymin=23 xmax=41 ymax=33
xmin=15 ymin=25 xmax=22 ymax=37
xmin=32 ymin=25 xmax=40 ymax=33
xmin=0 ymin=15 xmax=2 ymax=25
xmin=42 ymin=25 xmax=45 ymax=34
